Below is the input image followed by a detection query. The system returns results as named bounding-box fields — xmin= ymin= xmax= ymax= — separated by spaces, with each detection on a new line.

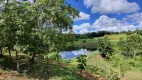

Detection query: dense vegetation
xmin=0 ymin=0 xmax=83 ymax=79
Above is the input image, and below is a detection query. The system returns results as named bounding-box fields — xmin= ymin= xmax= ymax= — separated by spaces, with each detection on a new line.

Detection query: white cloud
xmin=125 ymin=13 xmax=142 ymax=29
xmin=84 ymin=0 xmax=140 ymax=14
xmin=73 ymin=23 xmax=91 ymax=30
xmin=127 ymin=13 xmax=142 ymax=23
xmin=93 ymin=15 xmax=136 ymax=32
xmin=74 ymin=12 xmax=90 ymax=21
xmin=138 ymin=22 xmax=142 ymax=29
xmin=73 ymin=15 xmax=137 ymax=34
xmin=73 ymin=23 xmax=92 ymax=34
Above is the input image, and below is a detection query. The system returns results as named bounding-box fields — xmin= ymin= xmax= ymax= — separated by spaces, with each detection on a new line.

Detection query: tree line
xmin=74 ymin=30 xmax=142 ymax=39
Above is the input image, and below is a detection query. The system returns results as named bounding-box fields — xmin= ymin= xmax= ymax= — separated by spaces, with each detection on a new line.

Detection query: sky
xmin=66 ymin=0 xmax=142 ymax=34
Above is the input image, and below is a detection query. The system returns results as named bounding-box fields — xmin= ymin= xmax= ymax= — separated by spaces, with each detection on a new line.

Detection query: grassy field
xmin=72 ymin=34 xmax=127 ymax=45
xmin=104 ymin=34 xmax=127 ymax=40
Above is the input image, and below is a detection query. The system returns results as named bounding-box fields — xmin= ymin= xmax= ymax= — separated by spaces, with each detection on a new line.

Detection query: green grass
xmin=105 ymin=34 xmax=127 ymax=40
xmin=72 ymin=38 xmax=98 ymax=45
xmin=0 ymin=55 xmax=87 ymax=80
xmin=28 ymin=61 xmax=87 ymax=80
xmin=70 ymin=34 xmax=127 ymax=46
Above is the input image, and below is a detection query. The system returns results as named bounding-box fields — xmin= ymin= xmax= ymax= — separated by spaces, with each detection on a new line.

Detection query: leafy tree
xmin=117 ymin=37 xmax=132 ymax=59
xmin=24 ymin=0 xmax=79 ymax=63
xmin=0 ymin=0 xmax=22 ymax=61
xmin=76 ymin=55 xmax=87 ymax=74
xmin=118 ymin=34 xmax=142 ymax=59
xmin=97 ymin=37 xmax=114 ymax=58
xmin=127 ymin=34 xmax=142 ymax=59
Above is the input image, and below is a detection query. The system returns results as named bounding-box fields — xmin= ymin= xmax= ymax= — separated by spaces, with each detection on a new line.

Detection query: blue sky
xmin=66 ymin=0 xmax=142 ymax=34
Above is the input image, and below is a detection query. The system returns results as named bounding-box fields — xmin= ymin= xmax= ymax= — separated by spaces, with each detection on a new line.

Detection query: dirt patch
xmin=77 ymin=71 xmax=106 ymax=80
xmin=124 ymin=71 xmax=142 ymax=80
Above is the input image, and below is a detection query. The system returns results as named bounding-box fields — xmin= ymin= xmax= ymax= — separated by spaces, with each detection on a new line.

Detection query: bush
xmin=76 ymin=55 xmax=87 ymax=74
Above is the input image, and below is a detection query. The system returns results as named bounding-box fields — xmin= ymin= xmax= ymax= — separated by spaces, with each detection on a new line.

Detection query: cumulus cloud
xmin=73 ymin=23 xmax=91 ymax=30
xmin=125 ymin=13 xmax=142 ymax=29
xmin=74 ymin=12 xmax=90 ymax=21
xmin=73 ymin=23 xmax=93 ymax=34
xmin=127 ymin=13 xmax=142 ymax=23
xmin=84 ymin=0 xmax=140 ymax=14
xmin=93 ymin=15 xmax=136 ymax=32
xmin=138 ymin=22 xmax=142 ymax=29
xmin=73 ymin=15 xmax=137 ymax=34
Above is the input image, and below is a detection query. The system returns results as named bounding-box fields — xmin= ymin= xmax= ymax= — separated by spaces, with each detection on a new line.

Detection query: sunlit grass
xmin=71 ymin=34 xmax=127 ymax=46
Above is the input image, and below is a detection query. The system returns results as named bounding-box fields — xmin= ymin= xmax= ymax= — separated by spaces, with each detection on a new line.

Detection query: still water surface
xmin=59 ymin=49 xmax=97 ymax=59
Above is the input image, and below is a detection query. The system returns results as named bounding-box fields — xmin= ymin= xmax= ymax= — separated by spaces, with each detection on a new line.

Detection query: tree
xmin=76 ymin=55 xmax=87 ymax=74
xmin=117 ymin=37 xmax=132 ymax=58
xmin=97 ymin=37 xmax=114 ymax=58
xmin=24 ymin=0 xmax=79 ymax=63
xmin=0 ymin=0 xmax=21 ymax=61
xmin=118 ymin=34 xmax=142 ymax=59
xmin=127 ymin=34 xmax=142 ymax=59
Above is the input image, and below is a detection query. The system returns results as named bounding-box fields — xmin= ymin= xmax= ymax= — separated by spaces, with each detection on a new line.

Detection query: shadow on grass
xmin=0 ymin=56 xmax=17 ymax=70
xmin=27 ymin=61 xmax=87 ymax=80
xmin=0 ymin=56 xmax=87 ymax=80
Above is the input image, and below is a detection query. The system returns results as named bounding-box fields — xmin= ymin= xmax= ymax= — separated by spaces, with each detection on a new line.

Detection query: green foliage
xmin=76 ymin=55 xmax=87 ymax=74
xmin=97 ymin=37 xmax=114 ymax=58
xmin=44 ymin=52 xmax=62 ymax=61
xmin=82 ymin=39 xmax=86 ymax=43
xmin=0 ymin=0 xmax=79 ymax=71
xmin=118 ymin=33 xmax=142 ymax=59
xmin=126 ymin=30 xmax=133 ymax=35
xmin=110 ymin=54 xmax=129 ymax=78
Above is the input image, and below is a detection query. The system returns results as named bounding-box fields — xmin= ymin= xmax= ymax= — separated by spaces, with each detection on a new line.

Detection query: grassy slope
xmin=72 ymin=34 xmax=127 ymax=45
xmin=88 ymin=53 xmax=142 ymax=80
xmin=104 ymin=34 xmax=127 ymax=40
xmin=0 ymin=55 xmax=87 ymax=80
xmin=68 ymin=53 xmax=142 ymax=80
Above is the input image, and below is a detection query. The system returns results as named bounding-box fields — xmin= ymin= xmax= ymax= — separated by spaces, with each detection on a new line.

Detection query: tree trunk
xmin=134 ymin=53 xmax=136 ymax=60
xmin=134 ymin=50 xmax=136 ymax=60
xmin=8 ymin=45 xmax=11 ymax=62
xmin=141 ymin=52 xmax=142 ymax=61
xmin=16 ymin=51 xmax=20 ymax=71
xmin=122 ymin=73 xmax=124 ymax=78
xmin=80 ymin=69 xmax=83 ymax=75
xmin=0 ymin=47 xmax=2 ymax=57
xmin=119 ymin=63 xmax=121 ymax=78
xmin=31 ymin=53 xmax=36 ymax=64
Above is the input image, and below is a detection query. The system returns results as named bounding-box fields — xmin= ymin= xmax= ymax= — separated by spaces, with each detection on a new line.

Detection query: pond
xmin=59 ymin=49 xmax=98 ymax=59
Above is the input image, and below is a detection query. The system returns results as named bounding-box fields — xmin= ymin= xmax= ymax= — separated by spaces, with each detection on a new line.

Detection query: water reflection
xmin=59 ymin=49 xmax=97 ymax=59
